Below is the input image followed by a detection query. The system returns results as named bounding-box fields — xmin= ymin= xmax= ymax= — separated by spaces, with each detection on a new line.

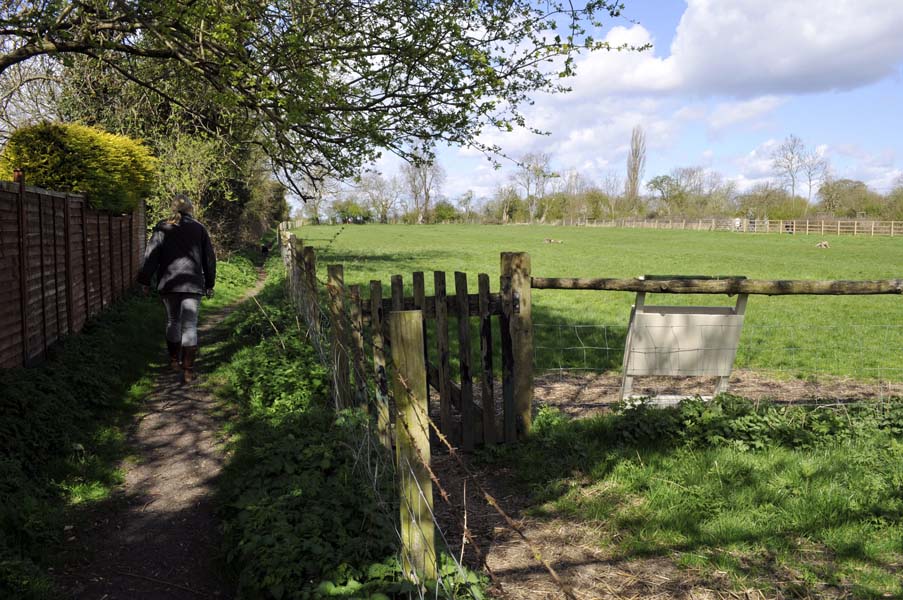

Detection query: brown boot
xmin=181 ymin=346 xmax=198 ymax=383
xmin=166 ymin=341 xmax=182 ymax=371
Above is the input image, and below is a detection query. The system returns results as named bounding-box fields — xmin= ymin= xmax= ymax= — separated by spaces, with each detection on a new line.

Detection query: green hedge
xmin=0 ymin=122 xmax=157 ymax=212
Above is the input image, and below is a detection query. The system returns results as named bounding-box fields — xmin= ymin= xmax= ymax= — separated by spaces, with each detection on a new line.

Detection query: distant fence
xmin=0 ymin=177 xmax=146 ymax=368
xmin=584 ymin=218 xmax=903 ymax=236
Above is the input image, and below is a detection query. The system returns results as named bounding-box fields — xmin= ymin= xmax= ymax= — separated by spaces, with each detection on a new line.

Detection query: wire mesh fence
xmin=534 ymin=319 xmax=903 ymax=411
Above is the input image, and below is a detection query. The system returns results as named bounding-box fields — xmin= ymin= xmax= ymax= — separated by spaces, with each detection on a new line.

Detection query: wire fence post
xmin=303 ymin=245 xmax=319 ymax=337
xmin=501 ymin=252 xmax=534 ymax=438
xmin=290 ymin=236 xmax=303 ymax=309
xmin=328 ymin=264 xmax=353 ymax=409
xmin=389 ymin=309 xmax=437 ymax=583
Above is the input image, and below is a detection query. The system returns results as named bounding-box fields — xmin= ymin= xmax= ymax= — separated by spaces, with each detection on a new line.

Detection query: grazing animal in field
xmin=543 ymin=238 xmax=564 ymax=244
xmin=816 ymin=240 xmax=830 ymax=249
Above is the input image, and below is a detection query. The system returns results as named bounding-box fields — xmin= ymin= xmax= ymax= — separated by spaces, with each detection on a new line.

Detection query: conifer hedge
xmin=0 ymin=122 xmax=157 ymax=212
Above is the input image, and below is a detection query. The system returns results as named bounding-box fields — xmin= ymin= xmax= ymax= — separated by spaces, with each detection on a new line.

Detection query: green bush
xmin=0 ymin=122 xmax=157 ymax=212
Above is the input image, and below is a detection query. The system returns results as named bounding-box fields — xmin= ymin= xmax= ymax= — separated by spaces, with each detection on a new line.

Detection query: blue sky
xmin=377 ymin=0 xmax=903 ymax=202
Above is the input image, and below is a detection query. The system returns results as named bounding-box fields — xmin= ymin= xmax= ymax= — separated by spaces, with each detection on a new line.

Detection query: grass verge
xmin=483 ymin=397 xmax=903 ymax=598
xmin=0 ymin=253 xmax=258 ymax=599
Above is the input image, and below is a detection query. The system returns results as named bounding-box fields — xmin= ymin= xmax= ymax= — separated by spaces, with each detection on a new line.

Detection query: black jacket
xmin=137 ymin=214 xmax=216 ymax=294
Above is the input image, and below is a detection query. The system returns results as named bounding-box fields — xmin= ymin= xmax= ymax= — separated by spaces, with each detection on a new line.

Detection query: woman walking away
xmin=137 ymin=194 xmax=216 ymax=383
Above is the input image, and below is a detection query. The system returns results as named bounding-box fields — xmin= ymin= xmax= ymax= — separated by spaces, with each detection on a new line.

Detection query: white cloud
xmin=673 ymin=0 xmax=903 ymax=96
xmin=567 ymin=1 xmax=903 ymax=98
xmin=708 ymin=97 xmax=785 ymax=131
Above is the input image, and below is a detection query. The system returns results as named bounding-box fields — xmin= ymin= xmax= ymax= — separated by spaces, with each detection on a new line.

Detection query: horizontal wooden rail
xmin=362 ymin=292 xmax=504 ymax=319
xmin=531 ymin=277 xmax=903 ymax=295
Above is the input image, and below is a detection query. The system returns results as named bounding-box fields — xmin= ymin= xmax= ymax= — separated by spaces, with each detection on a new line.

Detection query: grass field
xmin=291 ymin=224 xmax=903 ymax=381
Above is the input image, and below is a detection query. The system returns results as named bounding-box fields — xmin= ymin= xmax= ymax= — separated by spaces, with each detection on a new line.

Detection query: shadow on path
xmin=56 ymin=273 xmax=266 ymax=599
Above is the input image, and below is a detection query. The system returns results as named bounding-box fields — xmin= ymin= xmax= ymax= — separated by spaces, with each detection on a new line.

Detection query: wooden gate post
xmin=327 ymin=264 xmax=352 ymax=409
xmin=501 ymin=252 xmax=533 ymax=438
xmin=389 ymin=310 xmax=437 ymax=582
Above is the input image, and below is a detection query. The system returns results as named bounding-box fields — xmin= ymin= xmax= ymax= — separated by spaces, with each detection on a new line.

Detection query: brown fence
xmin=283 ymin=233 xmax=535 ymax=452
xmin=0 ymin=177 xmax=146 ymax=368
xmin=583 ymin=217 xmax=902 ymax=236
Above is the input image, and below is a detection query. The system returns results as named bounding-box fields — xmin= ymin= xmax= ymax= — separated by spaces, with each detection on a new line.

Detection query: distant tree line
xmin=308 ymin=130 xmax=903 ymax=225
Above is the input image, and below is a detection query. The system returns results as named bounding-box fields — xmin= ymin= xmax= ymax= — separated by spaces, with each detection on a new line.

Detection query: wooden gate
xmin=283 ymin=234 xmax=535 ymax=450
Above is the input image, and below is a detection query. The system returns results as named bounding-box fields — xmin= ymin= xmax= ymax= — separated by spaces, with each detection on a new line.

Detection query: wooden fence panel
xmin=0 ymin=188 xmax=22 ymax=367
xmin=0 ymin=178 xmax=145 ymax=368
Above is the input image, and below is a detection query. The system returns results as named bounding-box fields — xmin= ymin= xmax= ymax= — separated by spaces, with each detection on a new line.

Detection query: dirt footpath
xmin=56 ymin=277 xmax=264 ymax=599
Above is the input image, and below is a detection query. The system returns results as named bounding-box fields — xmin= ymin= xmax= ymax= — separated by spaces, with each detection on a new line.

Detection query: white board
xmin=624 ymin=309 xmax=745 ymax=377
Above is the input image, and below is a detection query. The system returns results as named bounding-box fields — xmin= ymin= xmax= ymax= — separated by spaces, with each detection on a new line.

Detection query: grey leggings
xmin=161 ymin=293 xmax=202 ymax=347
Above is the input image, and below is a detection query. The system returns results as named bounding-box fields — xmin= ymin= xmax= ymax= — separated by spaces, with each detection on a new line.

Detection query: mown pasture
xmin=292 ymin=224 xmax=903 ymax=381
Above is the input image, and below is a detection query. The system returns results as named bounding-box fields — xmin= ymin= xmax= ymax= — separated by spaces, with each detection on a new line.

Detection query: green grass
xmin=0 ymin=254 xmax=259 ymax=599
xmin=292 ymin=224 xmax=903 ymax=380
xmin=487 ymin=399 xmax=903 ymax=598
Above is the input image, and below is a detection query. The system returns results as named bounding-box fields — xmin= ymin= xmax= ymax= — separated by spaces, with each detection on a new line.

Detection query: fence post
xmin=349 ymin=284 xmax=367 ymax=407
xmin=499 ymin=275 xmax=515 ymax=443
xmin=501 ymin=251 xmax=533 ymax=438
xmin=389 ymin=309 xmax=437 ymax=582
xmin=370 ymin=280 xmax=391 ymax=449
xmin=290 ymin=236 xmax=303 ymax=309
xmin=327 ymin=264 xmax=352 ymax=409
xmin=302 ymin=245 xmax=318 ymax=334
xmin=14 ymin=170 xmax=29 ymax=364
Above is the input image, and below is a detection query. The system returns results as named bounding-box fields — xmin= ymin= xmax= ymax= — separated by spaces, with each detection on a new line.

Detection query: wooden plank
xmin=108 ymin=214 xmax=116 ymax=302
xmin=349 ymin=284 xmax=367 ymax=407
xmin=327 ymin=264 xmax=352 ymax=409
xmin=389 ymin=310 xmax=437 ymax=581
xmin=530 ymin=276 xmax=903 ymax=295
xmin=433 ymin=271 xmax=452 ymax=440
xmin=499 ymin=275 xmax=515 ymax=443
xmin=455 ymin=272 xmax=476 ymax=451
xmin=412 ymin=271 xmax=428 ymax=366
xmin=63 ymin=196 xmax=74 ymax=334
xmin=15 ymin=172 xmax=28 ymax=365
xmin=97 ymin=214 xmax=104 ymax=308
xmin=361 ymin=293 xmax=504 ymax=319
xmin=478 ymin=273 xmax=497 ymax=445
xmin=370 ymin=280 xmax=391 ymax=450
xmin=501 ymin=252 xmax=533 ymax=438
xmin=391 ymin=275 xmax=404 ymax=311
xmin=38 ymin=193 xmax=48 ymax=356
